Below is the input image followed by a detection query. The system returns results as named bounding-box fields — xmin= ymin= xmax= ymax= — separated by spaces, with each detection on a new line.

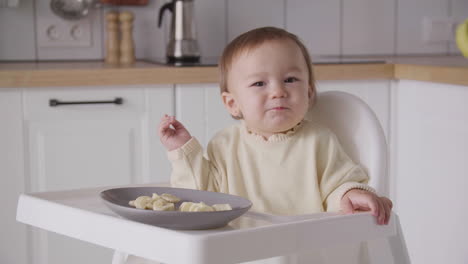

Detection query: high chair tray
xmin=16 ymin=184 xmax=398 ymax=264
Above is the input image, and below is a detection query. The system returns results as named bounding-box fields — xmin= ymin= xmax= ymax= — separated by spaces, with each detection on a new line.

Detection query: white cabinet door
xmin=23 ymin=85 xmax=173 ymax=264
xmin=175 ymin=83 xmax=238 ymax=148
xmin=392 ymin=80 xmax=468 ymax=264
xmin=0 ymin=89 xmax=27 ymax=264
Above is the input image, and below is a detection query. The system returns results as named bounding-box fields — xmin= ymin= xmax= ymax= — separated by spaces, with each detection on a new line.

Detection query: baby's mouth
xmin=269 ymin=106 xmax=288 ymax=111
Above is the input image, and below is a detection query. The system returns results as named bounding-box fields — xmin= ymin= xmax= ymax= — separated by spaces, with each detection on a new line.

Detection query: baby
xmin=159 ymin=27 xmax=392 ymax=225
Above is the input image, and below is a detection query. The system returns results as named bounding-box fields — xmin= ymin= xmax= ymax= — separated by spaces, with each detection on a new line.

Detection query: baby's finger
xmin=382 ymin=198 xmax=392 ymax=224
xmin=377 ymin=199 xmax=386 ymax=225
xmin=159 ymin=119 xmax=174 ymax=136
xmin=368 ymin=198 xmax=379 ymax=218
xmin=159 ymin=118 xmax=171 ymax=130
xmin=383 ymin=197 xmax=393 ymax=210
xmin=160 ymin=114 xmax=171 ymax=122
xmin=170 ymin=118 xmax=187 ymax=130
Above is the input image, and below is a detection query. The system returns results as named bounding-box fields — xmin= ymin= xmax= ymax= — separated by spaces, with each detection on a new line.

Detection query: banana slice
xmin=151 ymin=193 xmax=160 ymax=200
xmin=192 ymin=202 xmax=215 ymax=212
xmin=179 ymin=202 xmax=194 ymax=212
xmin=134 ymin=196 xmax=152 ymax=209
xmin=212 ymin=203 xmax=233 ymax=211
xmin=153 ymin=202 xmax=175 ymax=211
xmin=129 ymin=200 xmax=135 ymax=207
xmin=152 ymin=198 xmax=168 ymax=207
xmin=160 ymin=193 xmax=181 ymax=203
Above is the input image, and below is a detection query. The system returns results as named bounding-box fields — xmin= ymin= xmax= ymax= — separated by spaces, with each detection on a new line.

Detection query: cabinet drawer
xmin=23 ymin=86 xmax=145 ymax=121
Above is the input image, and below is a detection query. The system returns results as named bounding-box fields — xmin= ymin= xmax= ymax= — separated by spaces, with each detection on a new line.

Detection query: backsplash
xmin=0 ymin=0 xmax=467 ymax=61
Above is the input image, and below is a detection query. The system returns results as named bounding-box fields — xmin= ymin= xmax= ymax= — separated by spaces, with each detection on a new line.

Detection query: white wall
xmin=1 ymin=0 xmax=467 ymax=61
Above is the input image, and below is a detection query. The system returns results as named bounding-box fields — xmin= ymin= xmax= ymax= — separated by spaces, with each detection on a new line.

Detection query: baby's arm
xmin=159 ymin=115 xmax=221 ymax=191
xmin=316 ymin=129 xmax=392 ymax=225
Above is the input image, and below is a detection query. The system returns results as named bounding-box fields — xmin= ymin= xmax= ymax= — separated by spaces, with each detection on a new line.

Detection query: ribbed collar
xmin=241 ymin=120 xmax=304 ymax=143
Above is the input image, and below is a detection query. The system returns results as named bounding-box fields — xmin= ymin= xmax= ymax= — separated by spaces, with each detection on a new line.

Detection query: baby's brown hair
xmin=219 ymin=27 xmax=316 ymax=102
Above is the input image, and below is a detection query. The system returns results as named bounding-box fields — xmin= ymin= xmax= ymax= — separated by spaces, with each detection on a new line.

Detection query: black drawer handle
xmin=49 ymin=97 xmax=123 ymax=107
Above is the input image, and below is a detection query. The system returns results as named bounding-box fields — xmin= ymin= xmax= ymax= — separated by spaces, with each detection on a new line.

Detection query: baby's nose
xmin=271 ymin=84 xmax=287 ymax=98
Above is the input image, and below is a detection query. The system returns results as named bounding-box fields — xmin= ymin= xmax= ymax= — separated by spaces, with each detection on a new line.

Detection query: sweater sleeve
xmin=168 ymin=137 xmax=221 ymax=192
xmin=317 ymin=130 xmax=375 ymax=212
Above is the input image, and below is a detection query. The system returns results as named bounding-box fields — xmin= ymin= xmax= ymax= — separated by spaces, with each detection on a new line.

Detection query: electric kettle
xmin=158 ymin=0 xmax=201 ymax=63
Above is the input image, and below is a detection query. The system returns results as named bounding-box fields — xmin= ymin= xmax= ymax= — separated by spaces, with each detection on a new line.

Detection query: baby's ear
xmin=308 ymin=85 xmax=316 ymax=105
xmin=308 ymin=84 xmax=314 ymax=99
xmin=221 ymin=92 xmax=240 ymax=117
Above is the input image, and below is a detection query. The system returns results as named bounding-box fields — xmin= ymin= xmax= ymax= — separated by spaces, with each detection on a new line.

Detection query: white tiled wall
xmin=286 ymin=0 xmax=341 ymax=56
xmin=342 ymin=0 xmax=396 ymax=55
xmin=194 ymin=0 xmax=226 ymax=58
xmin=0 ymin=0 xmax=36 ymax=60
xmin=227 ymin=0 xmax=285 ymax=43
xmin=1 ymin=0 xmax=467 ymax=61
xmin=396 ymin=0 xmax=449 ymax=54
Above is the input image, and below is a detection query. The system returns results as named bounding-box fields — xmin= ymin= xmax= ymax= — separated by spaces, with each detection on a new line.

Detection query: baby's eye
xmin=284 ymin=77 xmax=298 ymax=83
xmin=251 ymin=81 xmax=265 ymax=87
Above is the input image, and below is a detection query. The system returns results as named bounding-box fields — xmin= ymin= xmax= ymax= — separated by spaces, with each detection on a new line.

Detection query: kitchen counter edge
xmin=1 ymin=57 xmax=468 ymax=88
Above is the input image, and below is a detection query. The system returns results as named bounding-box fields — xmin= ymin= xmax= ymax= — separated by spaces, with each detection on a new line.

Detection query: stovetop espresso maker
xmin=158 ymin=0 xmax=201 ymax=63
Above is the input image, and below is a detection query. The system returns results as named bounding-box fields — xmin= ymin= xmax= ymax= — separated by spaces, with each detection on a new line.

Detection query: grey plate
xmin=100 ymin=187 xmax=252 ymax=230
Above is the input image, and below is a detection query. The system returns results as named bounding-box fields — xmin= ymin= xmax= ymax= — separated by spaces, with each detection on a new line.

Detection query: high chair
xmin=17 ymin=91 xmax=410 ymax=264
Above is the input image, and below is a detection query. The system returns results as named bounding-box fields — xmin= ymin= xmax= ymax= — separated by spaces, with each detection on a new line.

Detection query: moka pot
xmin=158 ymin=0 xmax=201 ymax=63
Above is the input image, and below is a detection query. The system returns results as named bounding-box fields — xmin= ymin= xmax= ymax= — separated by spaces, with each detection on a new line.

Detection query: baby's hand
xmin=340 ymin=189 xmax=393 ymax=225
xmin=158 ymin=115 xmax=192 ymax=151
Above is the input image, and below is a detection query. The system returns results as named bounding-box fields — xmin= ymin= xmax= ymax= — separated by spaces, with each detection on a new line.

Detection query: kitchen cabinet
xmin=1 ymin=85 xmax=174 ymax=264
xmin=391 ymin=80 xmax=468 ymax=264
xmin=0 ymin=89 xmax=27 ymax=264
xmin=24 ymin=87 xmax=148 ymax=192
xmin=24 ymin=87 xmax=146 ymax=264
xmin=175 ymin=83 xmax=238 ymax=147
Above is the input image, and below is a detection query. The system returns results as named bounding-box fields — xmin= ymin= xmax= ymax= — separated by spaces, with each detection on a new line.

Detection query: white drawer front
xmin=23 ymin=86 xmax=145 ymax=121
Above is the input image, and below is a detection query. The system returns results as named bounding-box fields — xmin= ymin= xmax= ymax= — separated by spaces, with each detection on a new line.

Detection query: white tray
xmin=16 ymin=184 xmax=401 ymax=264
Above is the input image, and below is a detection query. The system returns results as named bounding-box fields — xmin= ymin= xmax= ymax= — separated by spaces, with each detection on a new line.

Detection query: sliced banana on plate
xmin=179 ymin=202 xmax=194 ymax=212
xmin=192 ymin=202 xmax=215 ymax=212
xmin=212 ymin=203 xmax=233 ymax=211
xmin=133 ymin=196 xmax=152 ymax=209
xmin=160 ymin=193 xmax=181 ymax=203
xmin=153 ymin=200 xmax=175 ymax=211
xmin=129 ymin=192 xmax=233 ymax=212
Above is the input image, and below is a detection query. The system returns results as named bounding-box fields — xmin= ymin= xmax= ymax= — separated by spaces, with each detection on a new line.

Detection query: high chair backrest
xmin=306 ymin=91 xmax=388 ymax=195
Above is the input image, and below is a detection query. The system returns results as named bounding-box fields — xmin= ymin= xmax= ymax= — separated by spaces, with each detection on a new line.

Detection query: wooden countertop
xmin=0 ymin=55 xmax=467 ymax=88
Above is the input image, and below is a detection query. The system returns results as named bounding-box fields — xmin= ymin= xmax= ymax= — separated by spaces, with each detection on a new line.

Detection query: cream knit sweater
xmin=168 ymin=120 xmax=374 ymax=215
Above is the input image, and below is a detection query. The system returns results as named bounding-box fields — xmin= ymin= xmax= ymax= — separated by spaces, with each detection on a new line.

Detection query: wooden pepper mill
xmin=119 ymin=11 xmax=136 ymax=65
xmin=105 ymin=11 xmax=120 ymax=65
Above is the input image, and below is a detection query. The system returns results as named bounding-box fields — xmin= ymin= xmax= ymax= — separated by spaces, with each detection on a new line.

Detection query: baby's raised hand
xmin=340 ymin=189 xmax=393 ymax=225
xmin=159 ymin=115 xmax=192 ymax=151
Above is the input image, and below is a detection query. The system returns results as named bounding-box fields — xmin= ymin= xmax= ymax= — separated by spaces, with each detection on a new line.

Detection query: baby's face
xmin=222 ymin=39 xmax=312 ymax=138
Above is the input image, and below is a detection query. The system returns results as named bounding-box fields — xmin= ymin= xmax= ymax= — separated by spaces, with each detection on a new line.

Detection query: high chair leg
xmin=112 ymin=251 xmax=162 ymax=264
xmin=387 ymin=215 xmax=411 ymax=264
xmin=112 ymin=251 xmax=129 ymax=264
